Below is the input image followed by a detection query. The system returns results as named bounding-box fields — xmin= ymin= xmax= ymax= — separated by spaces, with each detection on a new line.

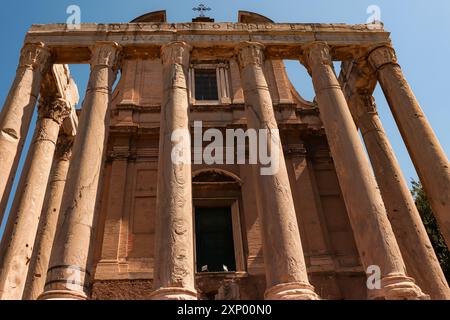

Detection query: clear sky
xmin=0 ymin=0 xmax=449 ymax=237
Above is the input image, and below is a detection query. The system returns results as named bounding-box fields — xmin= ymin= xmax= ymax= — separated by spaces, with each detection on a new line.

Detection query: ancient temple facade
xmin=0 ymin=10 xmax=449 ymax=300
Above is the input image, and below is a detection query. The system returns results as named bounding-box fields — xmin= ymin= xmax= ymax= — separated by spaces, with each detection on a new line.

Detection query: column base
xmin=368 ymin=274 xmax=430 ymax=300
xmin=38 ymin=290 xmax=88 ymax=300
xmin=149 ymin=287 xmax=198 ymax=300
xmin=264 ymin=282 xmax=320 ymax=300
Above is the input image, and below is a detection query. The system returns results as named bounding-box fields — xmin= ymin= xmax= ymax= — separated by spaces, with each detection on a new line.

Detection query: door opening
xmin=195 ymin=207 xmax=236 ymax=273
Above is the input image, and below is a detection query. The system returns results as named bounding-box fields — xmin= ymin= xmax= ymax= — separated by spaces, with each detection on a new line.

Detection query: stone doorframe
xmin=192 ymin=168 xmax=246 ymax=276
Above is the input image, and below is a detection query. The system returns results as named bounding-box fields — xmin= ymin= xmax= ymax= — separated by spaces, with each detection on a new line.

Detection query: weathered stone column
xmin=22 ymin=134 xmax=74 ymax=300
xmin=0 ymin=42 xmax=52 ymax=222
xmin=150 ymin=42 xmax=197 ymax=300
xmin=368 ymin=46 xmax=450 ymax=248
xmin=348 ymin=92 xmax=450 ymax=300
xmin=38 ymin=42 xmax=121 ymax=300
xmin=237 ymin=42 xmax=319 ymax=300
xmin=0 ymin=97 xmax=70 ymax=300
xmin=301 ymin=42 xmax=426 ymax=300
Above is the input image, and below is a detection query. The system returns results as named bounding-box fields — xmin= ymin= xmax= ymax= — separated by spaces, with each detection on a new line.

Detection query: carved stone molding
xmin=90 ymin=41 xmax=122 ymax=69
xmin=368 ymin=46 xmax=399 ymax=72
xmin=367 ymin=274 xmax=429 ymax=300
xmin=285 ymin=144 xmax=307 ymax=157
xmin=161 ymin=41 xmax=191 ymax=66
xmin=19 ymin=42 xmax=52 ymax=74
xmin=38 ymin=97 xmax=72 ymax=125
xmin=109 ymin=146 xmax=130 ymax=160
xmin=149 ymin=287 xmax=198 ymax=300
xmin=339 ymin=59 xmax=377 ymax=97
xmin=55 ymin=134 xmax=74 ymax=161
xmin=350 ymin=93 xmax=379 ymax=128
xmin=361 ymin=94 xmax=377 ymax=114
xmin=301 ymin=42 xmax=333 ymax=74
xmin=264 ymin=282 xmax=320 ymax=300
xmin=236 ymin=42 xmax=265 ymax=68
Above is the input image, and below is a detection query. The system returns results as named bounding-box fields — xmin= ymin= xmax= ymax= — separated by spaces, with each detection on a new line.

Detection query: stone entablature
xmin=25 ymin=22 xmax=388 ymax=64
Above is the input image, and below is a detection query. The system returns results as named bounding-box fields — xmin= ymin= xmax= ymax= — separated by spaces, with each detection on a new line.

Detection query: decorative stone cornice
xmin=300 ymin=42 xmax=333 ymax=74
xmin=368 ymin=45 xmax=399 ymax=72
xmin=90 ymin=41 xmax=122 ymax=70
xmin=285 ymin=144 xmax=307 ymax=157
xmin=109 ymin=146 xmax=130 ymax=160
xmin=236 ymin=42 xmax=265 ymax=68
xmin=161 ymin=41 xmax=191 ymax=66
xmin=19 ymin=42 xmax=52 ymax=74
xmin=38 ymin=97 xmax=72 ymax=125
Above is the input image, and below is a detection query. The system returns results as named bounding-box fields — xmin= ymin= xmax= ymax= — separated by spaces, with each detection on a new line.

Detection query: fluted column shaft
xmin=237 ymin=42 xmax=319 ymax=300
xmin=348 ymin=92 xmax=450 ymax=300
xmin=39 ymin=42 xmax=121 ymax=300
xmin=368 ymin=46 xmax=450 ymax=248
xmin=22 ymin=135 xmax=74 ymax=300
xmin=0 ymin=42 xmax=52 ymax=223
xmin=150 ymin=42 xmax=197 ymax=300
xmin=0 ymin=97 xmax=70 ymax=300
xmin=302 ymin=42 xmax=426 ymax=300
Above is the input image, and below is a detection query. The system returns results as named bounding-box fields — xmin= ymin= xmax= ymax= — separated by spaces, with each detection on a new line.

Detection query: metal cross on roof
xmin=193 ymin=4 xmax=211 ymax=17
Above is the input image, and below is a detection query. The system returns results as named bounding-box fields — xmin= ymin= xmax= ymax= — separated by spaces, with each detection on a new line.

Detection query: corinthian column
xmin=0 ymin=42 xmax=52 ymax=222
xmin=301 ymin=42 xmax=426 ymax=300
xmin=23 ymin=134 xmax=74 ymax=300
xmin=150 ymin=42 xmax=197 ymax=300
xmin=39 ymin=42 xmax=121 ymax=300
xmin=368 ymin=46 xmax=450 ymax=248
xmin=348 ymin=92 xmax=450 ymax=300
xmin=0 ymin=97 xmax=70 ymax=300
xmin=237 ymin=42 xmax=319 ymax=300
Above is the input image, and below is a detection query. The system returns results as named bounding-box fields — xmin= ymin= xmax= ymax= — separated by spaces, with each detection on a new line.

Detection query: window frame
xmin=188 ymin=63 xmax=232 ymax=106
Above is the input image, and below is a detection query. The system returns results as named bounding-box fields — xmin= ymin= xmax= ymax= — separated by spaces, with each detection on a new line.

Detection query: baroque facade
xmin=0 ymin=10 xmax=449 ymax=300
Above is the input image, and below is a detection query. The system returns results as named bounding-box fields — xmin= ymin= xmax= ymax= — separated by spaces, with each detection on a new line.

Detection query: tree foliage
xmin=411 ymin=180 xmax=450 ymax=283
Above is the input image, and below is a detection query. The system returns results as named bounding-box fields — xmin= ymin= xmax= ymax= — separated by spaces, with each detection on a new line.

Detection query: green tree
xmin=411 ymin=180 xmax=450 ymax=283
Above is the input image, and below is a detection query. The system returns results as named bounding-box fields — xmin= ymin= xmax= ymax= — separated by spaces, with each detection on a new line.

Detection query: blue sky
xmin=1 ymin=0 xmax=449 ymax=236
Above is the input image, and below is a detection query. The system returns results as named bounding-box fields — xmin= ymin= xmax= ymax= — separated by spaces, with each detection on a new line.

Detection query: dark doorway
xmin=195 ymin=207 xmax=236 ymax=273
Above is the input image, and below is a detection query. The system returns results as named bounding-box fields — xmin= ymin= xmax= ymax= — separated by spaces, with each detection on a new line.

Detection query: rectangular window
xmin=195 ymin=207 xmax=236 ymax=273
xmin=194 ymin=69 xmax=219 ymax=101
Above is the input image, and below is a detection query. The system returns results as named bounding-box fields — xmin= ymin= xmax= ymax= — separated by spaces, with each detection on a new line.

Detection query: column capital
xmin=368 ymin=46 xmax=399 ymax=72
xmin=353 ymin=92 xmax=378 ymax=114
xmin=236 ymin=42 xmax=265 ymax=69
xmin=19 ymin=42 xmax=52 ymax=74
xmin=54 ymin=134 xmax=74 ymax=161
xmin=350 ymin=93 xmax=379 ymax=133
xmin=301 ymin=42 xmax=332 ymax=73
xmin=38 ymin=97 xmax=72 ymax=125
xmin=90 ymin=41 xmax=122 ymax=69
xmin=161 ymin=41 xmax=191 ymax=66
